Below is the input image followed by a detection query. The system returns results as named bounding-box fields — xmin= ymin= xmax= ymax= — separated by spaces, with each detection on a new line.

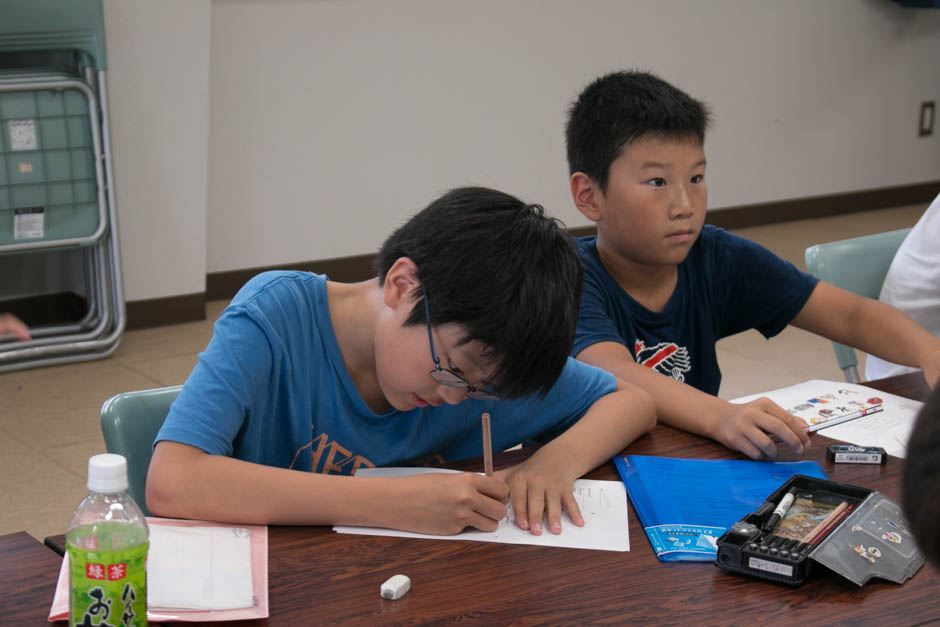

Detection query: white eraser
xmin=380 ymin=574 xmax=411 ymax=600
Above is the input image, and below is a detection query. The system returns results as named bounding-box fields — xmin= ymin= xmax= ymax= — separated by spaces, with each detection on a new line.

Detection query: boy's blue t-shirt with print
xmin=573 ymin=226 xmax=819 ymax=395
xmin=156 ymin=271 xmax=618 ymax=473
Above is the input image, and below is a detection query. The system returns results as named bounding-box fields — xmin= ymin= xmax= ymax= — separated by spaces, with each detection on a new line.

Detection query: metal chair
xmin=804 ymin=228 xmax=911 ymax=383
xmin=0 ymin=0 xmax=126 ymax=372
xmin=100 ymin=386 xmax=181 ymax=516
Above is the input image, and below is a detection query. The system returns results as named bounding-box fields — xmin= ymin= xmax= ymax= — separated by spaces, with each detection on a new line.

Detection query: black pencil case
xmin=715 ymin=475 xmax=924 ymax=586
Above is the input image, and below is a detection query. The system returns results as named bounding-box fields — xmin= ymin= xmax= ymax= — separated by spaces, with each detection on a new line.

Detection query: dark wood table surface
xmin=0 ymin=531 xmax=65 ymax=624
xmin=35 ymin=372 xmax=938 ymax=625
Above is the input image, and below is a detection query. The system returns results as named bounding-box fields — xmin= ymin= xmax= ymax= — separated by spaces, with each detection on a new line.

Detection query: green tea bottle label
xmin=67 ymin=539 xmax=148 ymax=626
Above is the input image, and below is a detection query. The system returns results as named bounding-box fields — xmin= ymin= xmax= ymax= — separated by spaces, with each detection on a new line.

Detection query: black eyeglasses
xmin=422 ymin=288 xmax=500 ymax=400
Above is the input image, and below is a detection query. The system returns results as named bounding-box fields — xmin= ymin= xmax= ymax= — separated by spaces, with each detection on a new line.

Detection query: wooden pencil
xmin=802 ymin=501 xmax=848 ymax=545
xmin=809 ymin=503 xmax=855 ymax=547
xmin=481 ymin=412 xmax=493 ymax=477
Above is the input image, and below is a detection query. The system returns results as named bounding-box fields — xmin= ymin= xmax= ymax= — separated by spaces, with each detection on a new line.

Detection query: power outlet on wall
xmin=919 ymin=101 xmax=935 ymax=137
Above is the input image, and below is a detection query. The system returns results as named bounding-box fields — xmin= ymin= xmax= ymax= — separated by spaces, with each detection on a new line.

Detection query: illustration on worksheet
xmin=785 ymin=388 xmax=883 ymax=428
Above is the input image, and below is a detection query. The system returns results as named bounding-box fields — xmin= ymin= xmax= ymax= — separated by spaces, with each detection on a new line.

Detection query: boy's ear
xmin=570 ymin=172 xmax=603 ymax=222
xmin=382 ymin=257 xmax=421 ymax=309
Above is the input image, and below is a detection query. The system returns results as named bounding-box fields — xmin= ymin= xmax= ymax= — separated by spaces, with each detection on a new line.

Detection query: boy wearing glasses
xmin=147 ymin=187 xmax=655 ymax=536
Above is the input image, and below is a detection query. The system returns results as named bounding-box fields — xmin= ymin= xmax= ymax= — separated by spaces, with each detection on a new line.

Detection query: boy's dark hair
xmin=375 ymin=186 xmax=582 ymax=399
xmin=902 ymin=385 xmax=940 ymax=567
xmin=565 ymin=70 xmax=712 ymax=192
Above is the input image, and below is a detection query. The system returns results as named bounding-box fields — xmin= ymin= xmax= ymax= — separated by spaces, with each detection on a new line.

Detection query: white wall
xmin=105 ymin=0 xmax=940 ymax=298
xmin=102 ymin=0 xmax=210 ymax=301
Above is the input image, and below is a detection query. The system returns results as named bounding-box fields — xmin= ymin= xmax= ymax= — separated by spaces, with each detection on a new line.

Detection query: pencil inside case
xmin=715 ymin=475 xmax=924 ymax=587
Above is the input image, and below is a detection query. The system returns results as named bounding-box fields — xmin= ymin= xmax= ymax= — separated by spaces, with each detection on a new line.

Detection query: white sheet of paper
xmin=731 ymin=379 xmax=923 ymax=458
xmin=147 ymin=525 xmax=254 ymax=610
xmin=333 ymin=467 xmax=629 ymax=551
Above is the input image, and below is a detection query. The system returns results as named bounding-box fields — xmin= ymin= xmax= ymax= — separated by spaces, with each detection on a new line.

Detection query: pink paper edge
xmin=49 ymin=517 xmax=269 ymax=622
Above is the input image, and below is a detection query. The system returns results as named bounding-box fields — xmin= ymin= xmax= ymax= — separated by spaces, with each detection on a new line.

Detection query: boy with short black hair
xmin=566 ymin=70 xmax=940 ymax=460
xmin=147 ymin=186 xmax=655 ymax=536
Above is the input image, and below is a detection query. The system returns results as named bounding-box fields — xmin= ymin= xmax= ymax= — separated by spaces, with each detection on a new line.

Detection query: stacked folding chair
xmin=0 ymin=0 xmax=124 ymax=372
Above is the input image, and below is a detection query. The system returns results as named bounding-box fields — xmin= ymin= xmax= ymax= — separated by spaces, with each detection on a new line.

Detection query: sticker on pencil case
xmin=852 ymin=500 xmax=920 ymax=559
xmin=854 ymin=545 xmax=876 ymax=563
xmin=748 ymin=557 xmax=794 ymax=577
xmin=883 ymin=532 xmax=902 ymax=544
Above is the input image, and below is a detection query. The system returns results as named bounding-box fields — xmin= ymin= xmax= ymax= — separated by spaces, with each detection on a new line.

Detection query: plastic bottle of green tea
xmin=66 ymin=454 xmax=149 ymax=626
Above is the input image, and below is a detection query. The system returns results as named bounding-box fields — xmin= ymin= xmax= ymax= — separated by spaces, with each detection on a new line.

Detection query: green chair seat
xmin=99 ymin=386 xmax=181 ymax=516
xmin=804 ymin=228 xmax=911 ymax=383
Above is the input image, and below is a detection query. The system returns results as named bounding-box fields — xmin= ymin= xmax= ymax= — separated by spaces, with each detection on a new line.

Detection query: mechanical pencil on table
xmin=762 ymin=487 xmax=796 ymax=532
xmin=773 ymin=405 xmax=885 ymax=443
xmin=481 ymin=412 xmax=493 ymax=477
xmin=807 ymin=405 xmax=884 ymax=433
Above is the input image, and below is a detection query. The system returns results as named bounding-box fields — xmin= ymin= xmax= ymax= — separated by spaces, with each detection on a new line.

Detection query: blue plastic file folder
xmin=614 ymin=455 xmax=827 ymax=562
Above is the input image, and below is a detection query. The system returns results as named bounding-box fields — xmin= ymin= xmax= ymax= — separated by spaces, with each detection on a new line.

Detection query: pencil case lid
xmin=811 ymin=491 xmax=925 ymax=586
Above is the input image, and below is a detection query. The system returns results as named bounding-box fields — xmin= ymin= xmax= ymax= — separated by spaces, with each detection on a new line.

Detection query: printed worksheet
xmin=333 ymin=467 xmax=630 ymax=551
xmin=732 ymin=380 xmax=923 ymax=458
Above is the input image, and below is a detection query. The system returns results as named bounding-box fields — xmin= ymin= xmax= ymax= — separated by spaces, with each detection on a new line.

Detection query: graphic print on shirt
xmin=634 ymin=339 xmax=692 ymax=382
xmin=289 ymin=433 xmax=376 ymax=475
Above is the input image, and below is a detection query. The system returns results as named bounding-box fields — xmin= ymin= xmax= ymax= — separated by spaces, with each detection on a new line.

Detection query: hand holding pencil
xmin=366 ymin=412 xmax=506 ymax=536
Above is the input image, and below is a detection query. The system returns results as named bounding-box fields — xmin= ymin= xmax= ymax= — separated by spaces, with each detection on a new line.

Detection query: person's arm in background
xmin=792 ymin=281 xmax=940 ymax=387
xmin=0 ymin=313 xmax=30 ymax=341
xmin=576 ymin=343 xmax=810 ymax=460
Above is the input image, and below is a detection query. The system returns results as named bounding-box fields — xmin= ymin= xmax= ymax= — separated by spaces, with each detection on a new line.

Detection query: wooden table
xmin=41 ymin=372 xmax=938 ymax=625
xmin=0 ymin=531 xmax=64 ymax=624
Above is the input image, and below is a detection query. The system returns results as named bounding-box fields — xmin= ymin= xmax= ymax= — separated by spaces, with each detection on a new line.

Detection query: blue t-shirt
xmin=573 ymin=226 xmax=819 ymax=395
xmin=157 ymin=271 xmax=617 ymax=473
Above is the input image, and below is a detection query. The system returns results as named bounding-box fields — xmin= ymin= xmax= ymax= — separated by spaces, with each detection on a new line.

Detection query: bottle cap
xmin=87 ymin=453 xmax=129 ymax=493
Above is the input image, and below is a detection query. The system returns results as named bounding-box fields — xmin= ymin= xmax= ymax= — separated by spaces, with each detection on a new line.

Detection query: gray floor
xmin=0 ymin=202 xmax=928 ymax=542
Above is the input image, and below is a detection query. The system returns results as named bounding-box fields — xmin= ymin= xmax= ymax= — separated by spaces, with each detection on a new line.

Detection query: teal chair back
xmin=804 ymin=228 xmax=911 ymax=383
xmin=100 ymin=385 xmax=181 ymax=516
